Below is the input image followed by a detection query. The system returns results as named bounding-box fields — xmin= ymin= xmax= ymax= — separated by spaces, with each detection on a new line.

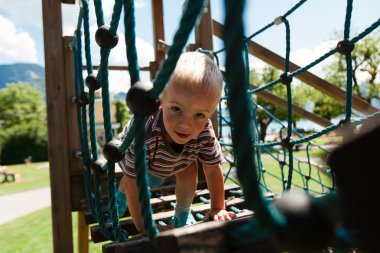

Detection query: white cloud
xmin=290 ymin=40 xmax=337 ymax=75
xmin=0 ymin=15 xmax=38 ymax=63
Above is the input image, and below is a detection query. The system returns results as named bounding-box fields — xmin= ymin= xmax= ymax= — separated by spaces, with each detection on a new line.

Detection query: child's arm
xmin=202 ymin=164 xmax=237 ymax=221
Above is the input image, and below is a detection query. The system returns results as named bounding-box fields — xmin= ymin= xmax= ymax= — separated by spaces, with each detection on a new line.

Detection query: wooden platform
xmin=90 ymin=184 xmax=247 ymax=243
xmin=101 ymin=211 xmax=280 ymax=253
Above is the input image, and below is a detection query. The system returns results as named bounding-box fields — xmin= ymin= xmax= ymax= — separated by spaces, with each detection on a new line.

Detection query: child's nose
xmin=178 ymin=116 xmax=192 ymax=129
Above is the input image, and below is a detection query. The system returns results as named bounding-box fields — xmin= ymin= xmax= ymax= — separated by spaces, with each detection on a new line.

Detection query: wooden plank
xmin=102 ymin=237 xmax=156 ymax=253
xmin=85 ymin=183 xmax=240 ymax=224
xmin=250 ymin=84 xmax=333 ymax=127
xmin=102 ymin=212 xmax=276 ymax=253
xmin=83 ymin=65 xmax=151 ymax=71
xmin=91 ymin=197 xmax=247 ymax=243
xmin=42 ymin=1 xmax=74 ymax=252
xmin=151 ymin=0 xmax=165 ymax=79
xmin=64 ymin=36 xmax=84 ymax=177
xmin=155 ymin=213 xmax=277 ymax=253
xmin=212 ymin=20 xmax=378 ymax=115
xmin=78 ymin=211 xmax=89 ymax=253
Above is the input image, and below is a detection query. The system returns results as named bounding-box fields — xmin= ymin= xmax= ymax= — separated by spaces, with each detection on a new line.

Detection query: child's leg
xmin=124 ymin=175 xmax=144 ymax=232
xmin=172 ymin=161 xmax=198 ymax=227
xmin=118 ymin=174 xmax=165 ymax=217
xmin=116 ymin=175 xmax=128 ymax=217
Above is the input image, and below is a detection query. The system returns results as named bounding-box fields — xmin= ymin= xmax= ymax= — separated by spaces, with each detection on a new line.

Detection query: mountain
xmin=113 ymin=91 xmax=126 ymax=101
xmin=0 ymin=63 xmax=45 ymax=94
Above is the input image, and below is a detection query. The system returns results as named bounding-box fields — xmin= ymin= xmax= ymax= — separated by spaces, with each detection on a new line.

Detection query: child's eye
xmin=171 ymin=106 xmax=181 ymax=113
xmin=195 ymin=113 xmax=205 ymax=119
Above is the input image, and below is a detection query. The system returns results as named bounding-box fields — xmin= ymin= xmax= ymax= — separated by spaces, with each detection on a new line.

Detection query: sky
xmin=0 ymin=0 xmax=379 ymax=93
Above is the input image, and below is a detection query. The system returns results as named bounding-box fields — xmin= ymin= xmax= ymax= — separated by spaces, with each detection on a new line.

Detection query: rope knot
xmin=336 ymin=40 xmax=355 ymax=55
xmin=103 ymin=139 xmax=125 ymax=163
xmin=91 ymin=160 xmax=107 ymax=176
xmin=95 ymin=25 xmax=119 ymax=49
xmin=126 ymin=81 xmax=160 ymax=116
xmin=280 ymin=73 xmax=293 ymax=86
xmin=86 ymin=74 xmax=101 ymax=90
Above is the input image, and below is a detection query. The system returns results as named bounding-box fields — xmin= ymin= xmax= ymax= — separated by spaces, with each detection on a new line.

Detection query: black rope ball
xmin=280 ymin=73 xmax=293 ymax=86
xmin=272 ymin=191 xmax=333 ymax=253
xmin=95 ymin=25 xmax=119 ymax=49
xmin=75 ymin=92 xmax=89 ymax=107
xmin=86 ymin=74 xmax=101 ymax=90
xmin=90 ymin=160 xmax=107 ymax=176
xmin=103 ymin=139 xmax=125 ymax=163
xmin=126 ymin=81 xmax=160 ymax=116
xmin=337 ymin=40 xmax=355 ymax=55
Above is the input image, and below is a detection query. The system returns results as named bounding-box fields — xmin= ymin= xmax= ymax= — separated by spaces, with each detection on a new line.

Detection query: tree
xmin=0 ymin=83 xmax=47 ymax=164
xmin=250 ymin=66 xmax=309 ymax=141
xmin=316 ymin=30 xmax=380 ymax=118
xmin=114 ymin=100 xmax=132 ymax=133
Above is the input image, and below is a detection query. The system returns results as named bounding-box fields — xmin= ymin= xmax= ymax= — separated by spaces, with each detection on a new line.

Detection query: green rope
xmin=223 ymin=0 xmax=283 ymax=244
xmin=343 ymin=0 xmax=354 ymax=121
xmin=134 ymin=115 xmax=159 ymax=240
xmin=123 ymin=0 xmax=140 ymax=85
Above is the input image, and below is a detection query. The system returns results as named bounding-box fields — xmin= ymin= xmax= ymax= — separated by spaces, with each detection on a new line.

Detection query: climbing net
xmin=212 ymin=0 xmax=380 ymax=197
xmin=71 ymin=0 xmax=380 ymax=250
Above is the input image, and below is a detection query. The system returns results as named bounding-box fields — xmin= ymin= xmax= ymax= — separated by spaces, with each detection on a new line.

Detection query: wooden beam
xmin=151 ymin=0 xmax=165 ymax=79
xmin=102 ymin=213 xmax=276 ymax=253
xmin=63 ymin=36 xmax=84 ymax=177
xmin=83 ymin=65 xmax=152 ymax=71
xmin=195 ymin=2 xmax=220 ymax=137
xmin=78 ymin=211 xmax=89 ymax=253
xmin=212 ymin=20 xmax=378 ymax=115
xmin=250 ymin=84 xmax=333 ymax=127
xmin=42 ymin=1 xmax=73 ymax=252
xmin=154 ymin=214 xmax=277 ymax=253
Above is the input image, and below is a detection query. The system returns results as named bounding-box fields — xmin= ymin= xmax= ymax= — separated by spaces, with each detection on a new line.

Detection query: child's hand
xmin=204 ymin=208 xmax=237 ymax=221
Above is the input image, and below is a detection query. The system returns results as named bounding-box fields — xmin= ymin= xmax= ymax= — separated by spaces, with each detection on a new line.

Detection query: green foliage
xmin=250 ymin=66 xmax=310 ymax=140
xmin=318 ymin=29 xmax=380 ymax=116
xmin=0 ymin=83 xmax=47 ymax=165
xmin=114 ymin=100 xmax=132 ymax=133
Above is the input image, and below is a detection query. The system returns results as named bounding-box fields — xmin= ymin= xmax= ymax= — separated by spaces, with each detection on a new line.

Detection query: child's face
xmin=161 ymin=84 xmax=219 ymax=145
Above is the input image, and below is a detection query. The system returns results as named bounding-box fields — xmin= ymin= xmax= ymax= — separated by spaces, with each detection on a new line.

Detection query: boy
xmin=118 ymin=51 xmax=236 ymax=232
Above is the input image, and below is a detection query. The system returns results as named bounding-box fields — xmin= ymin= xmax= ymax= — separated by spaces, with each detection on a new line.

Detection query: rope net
xmin=70 ymin=0 xmax=380 ymax=250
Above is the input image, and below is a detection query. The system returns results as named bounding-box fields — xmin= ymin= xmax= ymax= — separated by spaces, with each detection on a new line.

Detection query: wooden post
xmin=78 ymin=211 xmax=89 ymax=253
xmin=194 ymin=2 xmax=220 ymax=137
xmin=42 ymin=0 xmax=74 ymax=252
xmin=151 ymin=0 xmax=165 ymax=79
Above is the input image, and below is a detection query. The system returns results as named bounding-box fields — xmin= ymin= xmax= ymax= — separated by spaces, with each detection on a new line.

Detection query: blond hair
xmin=162 ymin=52 xmax=223 ymax=99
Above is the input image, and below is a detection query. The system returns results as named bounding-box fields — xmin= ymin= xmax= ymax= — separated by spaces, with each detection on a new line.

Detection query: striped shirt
xmin=118 ymin=109 xmax=224 ymax=178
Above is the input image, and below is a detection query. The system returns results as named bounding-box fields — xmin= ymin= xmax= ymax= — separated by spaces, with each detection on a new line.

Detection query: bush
xmin=0 ymin=121 xmax=48 ymax=165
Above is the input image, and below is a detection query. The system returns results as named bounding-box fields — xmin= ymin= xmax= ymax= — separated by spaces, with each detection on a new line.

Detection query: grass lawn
xmin=0 ymin=162 xmax=50 ymax=196
xmin=0 ymin=207 xmax=104 ymax=253
xmin=0 ymin=146 xmax=333 ymax=252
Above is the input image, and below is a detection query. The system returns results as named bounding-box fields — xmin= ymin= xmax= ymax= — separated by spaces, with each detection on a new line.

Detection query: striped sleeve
xmin=197 ymin=122 xmax=224 ymax=165
xmin=117 ymin=113 xmax=156 ymax=178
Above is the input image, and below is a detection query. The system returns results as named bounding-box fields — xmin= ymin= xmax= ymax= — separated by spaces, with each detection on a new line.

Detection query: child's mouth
xmin=175 ymin=131 xmax=190 ymax=139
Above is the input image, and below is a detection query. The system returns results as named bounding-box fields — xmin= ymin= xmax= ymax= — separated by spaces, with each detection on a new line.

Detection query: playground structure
xmin=42 ymin=0 xmax=380 ymax=253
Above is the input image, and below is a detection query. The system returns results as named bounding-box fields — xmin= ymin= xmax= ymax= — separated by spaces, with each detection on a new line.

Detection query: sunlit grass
xmin=0 ymin=162 xmax=50 ymax=196
xmin=0 ymin=207 xmax=105 ymax=253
